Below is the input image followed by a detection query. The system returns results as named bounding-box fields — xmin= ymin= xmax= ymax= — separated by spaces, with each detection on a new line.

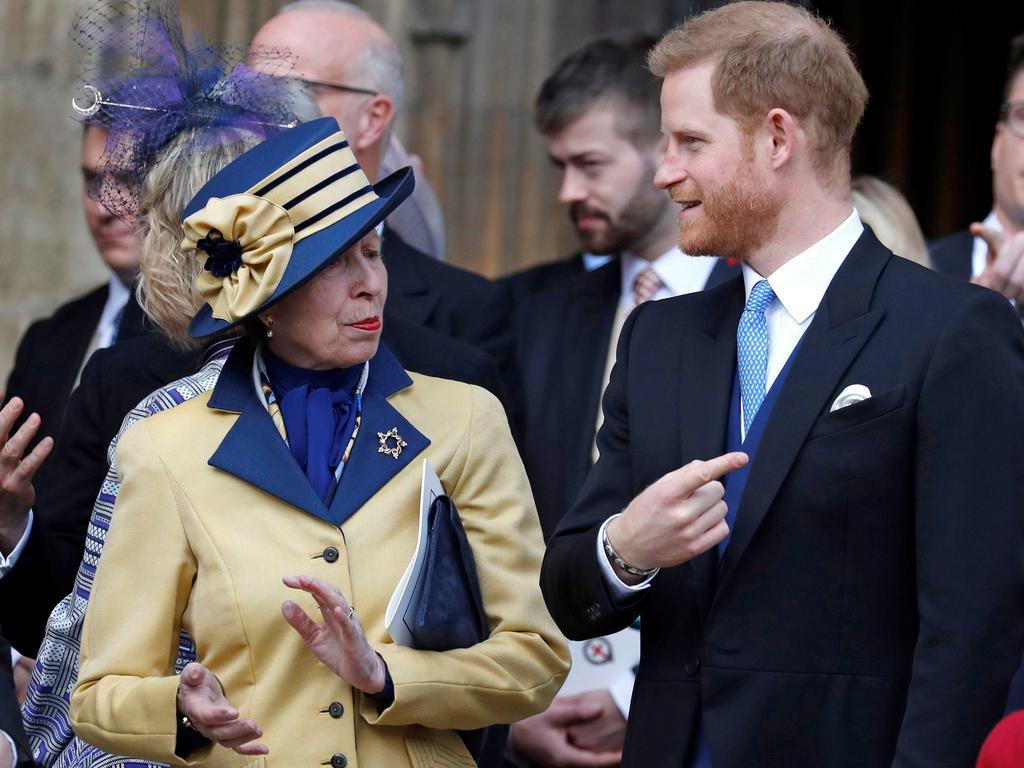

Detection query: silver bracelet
xmin=602 ymin=517 xmax=658 ymax=577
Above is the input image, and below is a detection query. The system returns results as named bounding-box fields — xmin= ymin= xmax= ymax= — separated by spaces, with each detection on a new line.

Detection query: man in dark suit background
xmin=0 ymin=121 xmax=143 ymax=605
xmin=510 ymin=37 xmax=736 ymax=768
xmin=930 ymin=33 xmax=1024 ymax=307
xmin=541 ymin=4 xmax=1024 ymax=767
xmin=3 ymin=124 xmax=140 ymax=444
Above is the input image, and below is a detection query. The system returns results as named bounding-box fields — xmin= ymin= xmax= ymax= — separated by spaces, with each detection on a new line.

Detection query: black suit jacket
xmin=3 ymin=284 xmax=152 ymax=486
xmin=4 ymin=285 xmax=107 ymax=447
xmin=499 ymin=253 xmax=587 ymax=303
xmin=0 ymin=634 xmax=32 ymax=766
xmin=928 ymin=229 xmax=974 ymax=281
xmin=0 ymin=315 xmax=503 ymax=656
xmin=383 ymin=226 xmax=517 ymax=385
xmin=518 ymin=257 xmax=737 ymax=539
xmin=541 ymin=232 xmax=1024 ymax=767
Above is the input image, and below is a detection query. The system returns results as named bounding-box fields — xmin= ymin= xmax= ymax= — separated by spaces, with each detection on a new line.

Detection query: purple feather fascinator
xmin=71 ymin=0 xmax=303 ymax=219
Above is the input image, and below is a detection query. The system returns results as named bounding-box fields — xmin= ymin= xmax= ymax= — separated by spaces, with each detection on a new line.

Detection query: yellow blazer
xmin=71 ymin=343 xmax=569 ymax=767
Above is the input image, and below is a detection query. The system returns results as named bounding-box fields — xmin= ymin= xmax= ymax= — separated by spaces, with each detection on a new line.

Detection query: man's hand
xmin=0 ymin=729 xmax=14 ymax=768
xmin=12 ymin=655 xmax=32 ymax=706
xmin=564 ymin=689 xmax=627 ymax=753
xmin=177 ymin=662 xmax=267 ymax=756
xmin=510 ymin=696 xmax=622 ymax=767
xmin=607 ymin=452 xmax=748 ymax=582
xmin=970 ymin=222 xmax=1024 ymax=303
xmin=0 ymin=397 xmax=53 ymax=555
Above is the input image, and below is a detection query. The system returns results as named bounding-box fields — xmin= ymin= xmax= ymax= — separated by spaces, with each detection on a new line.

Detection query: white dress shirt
xmin=619 ymin=248 xmax=718 ymax=306
xmin=94 ymin=275 xmax=131 ymax=352
xmin=598 ymin=210 xmax=864 ymax=597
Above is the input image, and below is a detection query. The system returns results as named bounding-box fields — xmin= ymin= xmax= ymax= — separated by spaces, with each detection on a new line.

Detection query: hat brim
xmin=188 ymin=165 xmax=415 ymax=339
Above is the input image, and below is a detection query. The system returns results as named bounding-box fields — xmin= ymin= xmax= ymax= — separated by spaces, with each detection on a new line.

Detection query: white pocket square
xmin=830 ymin=384 xmax=872 ymax=413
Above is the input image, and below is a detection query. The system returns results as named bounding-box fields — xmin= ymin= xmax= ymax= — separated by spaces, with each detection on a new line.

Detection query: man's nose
xmin=653 ymin=152 xmax=685 ymax=190
xmin=558 ymin=169 xmax=588 ymax=205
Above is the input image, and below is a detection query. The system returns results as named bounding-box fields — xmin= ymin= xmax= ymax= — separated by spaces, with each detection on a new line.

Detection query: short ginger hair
xmin=649 ymin=1 xmax=868 ymax=184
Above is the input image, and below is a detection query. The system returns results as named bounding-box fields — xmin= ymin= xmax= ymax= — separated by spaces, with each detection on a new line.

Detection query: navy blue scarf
xmin=263 ymin=350 xmax=363 ymax=502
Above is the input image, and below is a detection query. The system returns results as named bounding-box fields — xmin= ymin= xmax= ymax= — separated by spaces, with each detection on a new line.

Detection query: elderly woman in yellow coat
xmin=70 ymin=116 xmax=569 ymax=767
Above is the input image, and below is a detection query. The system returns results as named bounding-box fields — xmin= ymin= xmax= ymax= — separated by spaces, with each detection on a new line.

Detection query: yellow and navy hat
xmin=184 ymin=117 xmax=414 ymax=339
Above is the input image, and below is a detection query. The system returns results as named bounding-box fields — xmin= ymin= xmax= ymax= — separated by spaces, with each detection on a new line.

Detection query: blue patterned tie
xmin=737 ymin=279 xmax=776 ymax=435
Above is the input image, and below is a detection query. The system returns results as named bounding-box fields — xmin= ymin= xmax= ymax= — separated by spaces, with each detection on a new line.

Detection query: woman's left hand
xmin=281 ymin=575 xmax=387 ymax=694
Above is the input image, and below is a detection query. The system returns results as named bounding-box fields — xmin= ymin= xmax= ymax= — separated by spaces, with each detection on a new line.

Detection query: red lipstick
xmin=348 ymin=316 xmax=381 ymax=331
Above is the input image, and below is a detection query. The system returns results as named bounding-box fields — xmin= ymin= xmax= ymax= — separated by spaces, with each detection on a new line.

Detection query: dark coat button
xmin=323 ymin=546 xmax=340 ymax=563
xmin=331 ymin=753 xmax=348 ymax=768
xmin=685 ymin=658 xmax=701 ymax=676
xmin=328 ymin=701 xmax=344 ymax=718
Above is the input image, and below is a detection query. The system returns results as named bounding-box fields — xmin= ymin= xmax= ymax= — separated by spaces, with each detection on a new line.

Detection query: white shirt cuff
xmin=596 ymin=515 xmax=657 ymax=600
xmin=0 ymin=729 xmax=17 ymax=768
xmin=607 ymin=666 xmax=636 ymax=718
xmin=0 ymin=509 xmax=33 ymax=579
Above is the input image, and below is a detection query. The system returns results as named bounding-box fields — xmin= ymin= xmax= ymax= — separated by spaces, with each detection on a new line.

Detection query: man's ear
xmin=763 ymin=108 xmax=800 ymax=170
xmin=352 ymin=95 xmax=394 ymax=151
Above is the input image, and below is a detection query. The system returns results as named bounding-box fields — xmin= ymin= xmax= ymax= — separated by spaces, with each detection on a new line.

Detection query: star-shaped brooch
xmin=377 ymin=427 xmax=408 ymax=460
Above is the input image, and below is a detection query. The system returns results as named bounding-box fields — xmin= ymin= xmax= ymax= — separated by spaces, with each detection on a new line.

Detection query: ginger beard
xmin=671 ymin=139 xmax=783 ymax=262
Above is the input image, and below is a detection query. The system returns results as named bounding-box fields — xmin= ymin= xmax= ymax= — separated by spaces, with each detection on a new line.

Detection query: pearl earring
xmin=265 ymin=318 xmax=275 ymax=338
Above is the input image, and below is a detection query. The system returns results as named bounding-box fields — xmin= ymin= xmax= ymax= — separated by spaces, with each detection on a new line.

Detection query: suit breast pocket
xmin=807 ymin=384 xmax=906 ymax=441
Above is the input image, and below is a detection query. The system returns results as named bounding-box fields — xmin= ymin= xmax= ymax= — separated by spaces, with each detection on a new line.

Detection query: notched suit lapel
xmin=714 ymin=232 xmax=891 ymax=597
xmin=675 ymin=280 xmax=744 ymax=609
xmin=209 ymin=393 xmax=331 ymax=521
xmin=327 ymin=343 xmax=429 ymax=526
xmin=328 ymin=390 xmax=428 ymax=526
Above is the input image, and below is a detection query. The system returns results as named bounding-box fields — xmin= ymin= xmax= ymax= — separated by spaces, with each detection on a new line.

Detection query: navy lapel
xmin=327 ymin=344 xmax=429 ymax=526
xmin=714 ymin=231 xmax=891 ymax=598
xmin=207 ymin=340 xmax=330 ymax=521
xmin=674 ymin=278 xmax=745 ymax=611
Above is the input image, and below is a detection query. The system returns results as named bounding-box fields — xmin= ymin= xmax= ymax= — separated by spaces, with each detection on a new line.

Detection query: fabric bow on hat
xmin=183 ymin=194 xmax=295 ymax=322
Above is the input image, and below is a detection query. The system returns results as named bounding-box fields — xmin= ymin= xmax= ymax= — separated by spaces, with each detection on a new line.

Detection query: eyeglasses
xmin=290 ymin=76 xmax=378 ymax=97
xmin=1000 ymin=100 xmax=1024 ymax=138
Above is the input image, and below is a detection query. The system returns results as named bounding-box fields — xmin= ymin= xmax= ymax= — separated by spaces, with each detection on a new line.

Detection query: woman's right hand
xmin=176 ymin=662 xmax=268 ymax=756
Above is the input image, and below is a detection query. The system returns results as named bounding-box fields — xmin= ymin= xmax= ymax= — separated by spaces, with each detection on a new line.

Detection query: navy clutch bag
xmin=409 ymin=495 xmax=507 ymax=767
xmin=410 ymin=494 xmax=488 ymax=651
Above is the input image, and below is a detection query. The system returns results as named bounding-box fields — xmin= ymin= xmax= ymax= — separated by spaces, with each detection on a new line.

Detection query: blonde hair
xmin=851 ymin=175 xmax=931 ymax=269
xmin=648 ymin=1 xmax=868 ymax=186
xmin=136 ymin=129 xmax=265 ymax=348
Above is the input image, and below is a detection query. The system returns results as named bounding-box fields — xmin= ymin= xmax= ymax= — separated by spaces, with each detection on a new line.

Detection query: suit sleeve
xmin=894 ymin=289 xmax=1024 ymax=766
xmin=70 ymin=419 xmax=205 ymax=765
xmin=363 ymin=385 xmax=569 ymax=730
xmin=0 ymin=351 xmax=111 ymax=656
xmin=539 ymin=306 xmax=649 ymax=641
